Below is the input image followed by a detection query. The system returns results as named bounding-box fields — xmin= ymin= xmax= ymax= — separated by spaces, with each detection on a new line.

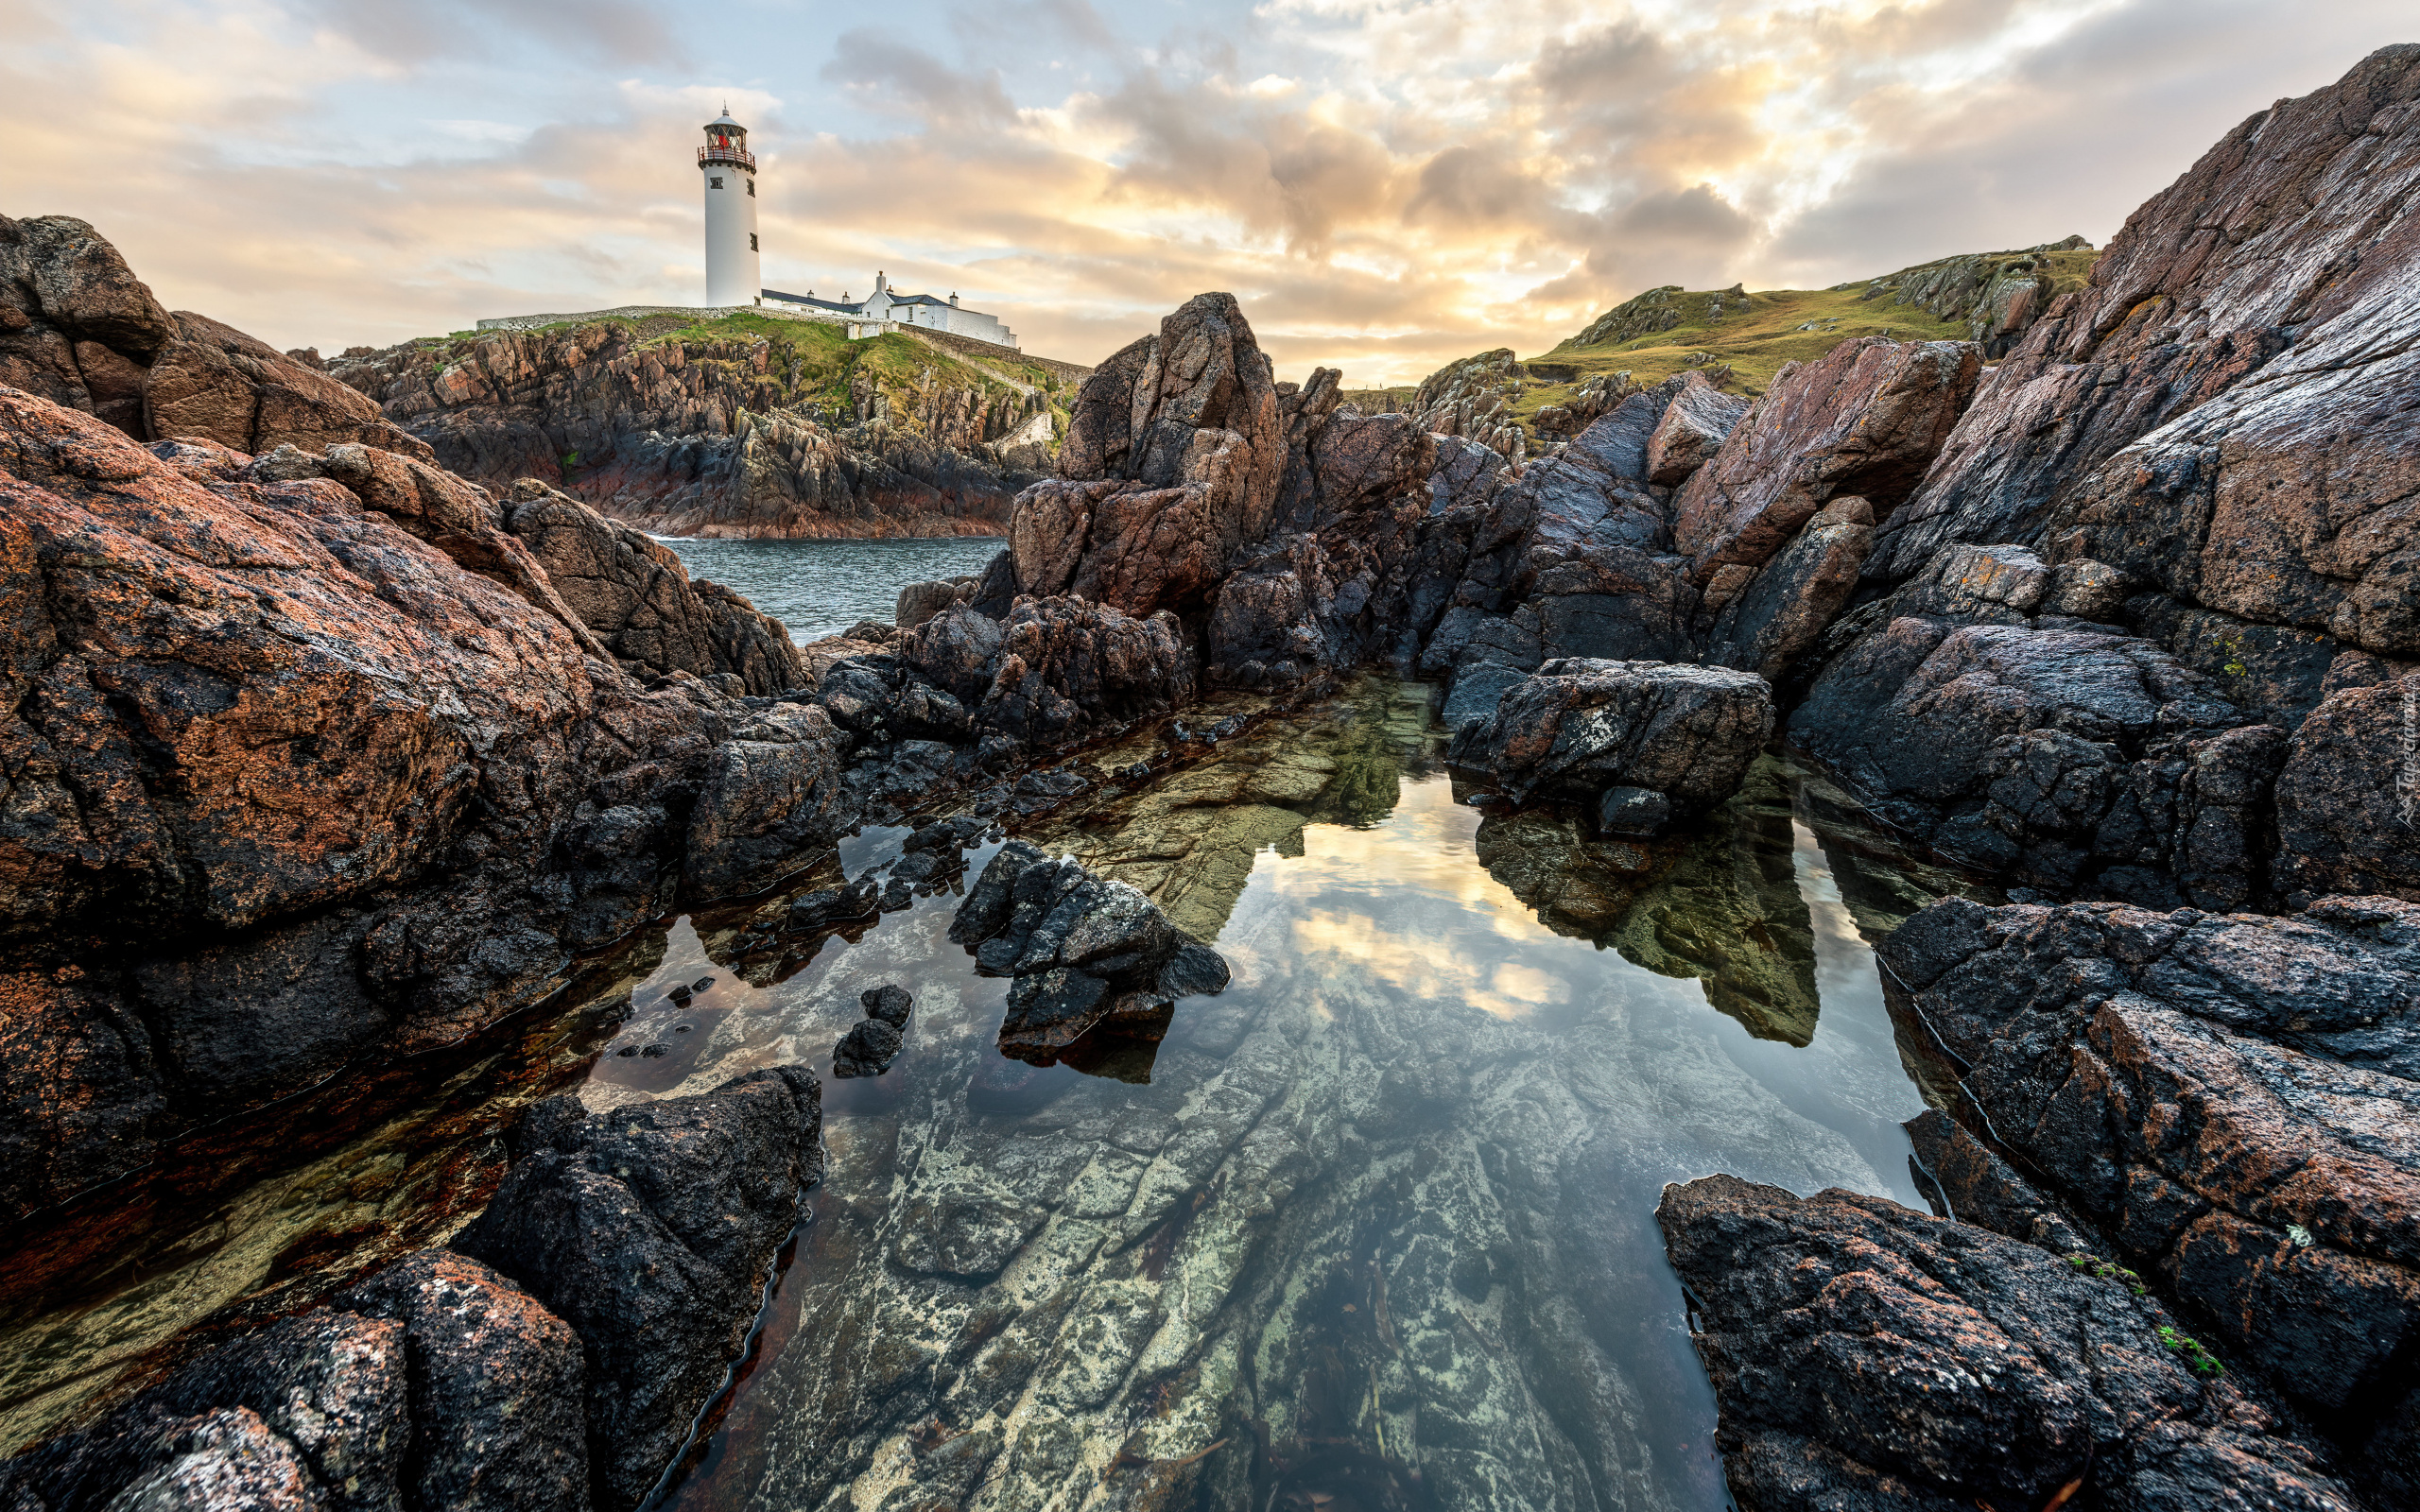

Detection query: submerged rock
xmin=833 ymin=1018 xmax=905 ymax=1077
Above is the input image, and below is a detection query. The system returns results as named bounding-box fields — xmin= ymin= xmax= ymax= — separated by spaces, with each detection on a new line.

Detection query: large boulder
xmin=1789 ymin=615 xmax=2284 ymax=910
xmin=1446 ymin=658 xmax=1772 ymax=816
xmin=2272 ymin=665 xmax=2420 ymax=905
xmin=1670 ymin=335 xmax=1979 ymax=585
xmin=0 ymin=215 xmax=177 ymax=437
xmin=1703 ymin=494 xmax=1876 ymax=679
xmin=1659 ymin=1175 xmax=2360 ymax=1512
xmin=454 ymin=1066 xmax=822 ymax=1510
xmin=681 ymin=703 xmax=853 ymax=898
xmin=1879 ymin=893 xmax=2420 ymax=1495
xmin=147 ymin=310 xmax=439 ymax=460
xmin=501 ymin=479 xmax=805 ymax=694
xmin=0 ymin=387 xmax=738 ymax=1215
xmin=1642 ymin=369 xmax=1749 ymax=486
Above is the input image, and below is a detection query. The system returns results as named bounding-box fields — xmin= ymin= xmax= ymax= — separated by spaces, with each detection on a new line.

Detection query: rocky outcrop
xmin=1850 ymin=236 xmax=2099 ymax=356
xmin=1868 ymin=44 xmax=2420 ymax=638
xmin=1406 ymin=347 xmax=1528 ymax=460
xmin=2 ymin=215 xmax=433 ymax=458
xmin=1670 ymin=335 xmax=1979 ymax=586
xmin=1659 ymin=1175 xmax=2360 ymax=1512
xmin=456 ymin=1065 xmax=821 ymax=1510
xmin=1641 ymin=369 xmax=1748 ymax=487
xmin=332 ymin=317 xmax=1068 ymax=539
xmin=1446 ymin=659 xmax=1772 ymax=821
xmin=1790 ymin=610 xmax=2284 ymax=910
xmin=1879 ymin=893 xmax=2420 ymax=1498
xmin=496 ymin=478 xmax=805 ymax=694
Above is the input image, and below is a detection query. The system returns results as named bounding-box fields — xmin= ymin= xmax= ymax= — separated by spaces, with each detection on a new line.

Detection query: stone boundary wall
xmin=907 ymin=326 xmax=1095 ymax=384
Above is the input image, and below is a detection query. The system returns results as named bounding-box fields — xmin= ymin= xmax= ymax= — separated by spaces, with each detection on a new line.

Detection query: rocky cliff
xmin=331 ymin=313 xmax=1082 ymax=539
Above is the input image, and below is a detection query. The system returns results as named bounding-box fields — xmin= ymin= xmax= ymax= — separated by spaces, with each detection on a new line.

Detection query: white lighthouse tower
xmin=699 ymin=107 xmax=759 ymax=307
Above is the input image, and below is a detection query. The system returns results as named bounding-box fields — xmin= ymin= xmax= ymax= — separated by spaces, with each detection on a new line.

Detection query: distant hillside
xmin=331 ymin=310 xmax=1086 ymax=538
xmin=1390 ymin=238 xmax=2100 ymax=450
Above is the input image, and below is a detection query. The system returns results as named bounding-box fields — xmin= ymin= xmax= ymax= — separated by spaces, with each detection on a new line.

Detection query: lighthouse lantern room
xmin=700 ymin=108 xmax=759 ymax=307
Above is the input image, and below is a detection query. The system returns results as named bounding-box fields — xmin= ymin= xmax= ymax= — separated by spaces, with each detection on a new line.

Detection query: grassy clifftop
xmin=1354 ymin=241 xmax=2101 ymax=428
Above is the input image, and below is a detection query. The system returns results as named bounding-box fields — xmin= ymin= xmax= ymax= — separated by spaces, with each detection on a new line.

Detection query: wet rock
xmin=1594 ymin=785 xmax=1671 ymax=836
xmin=1671 ymin=335 xmax=1979 ymax=584
xmin=861 ymin=984 xmax=915 ymax=1026
xmin=788 ymin=877 xmax=884 ymax=931
xmin=1790 ymin=617 xmax=2284 ymax=909
xmin=337 ymin=1250 xmax=590 ymax=1512
xmin=1 ymin=1309 xmax=409 ymax=1512
xmin=454 ymin=1066 xmax=822 ymax=1510
xmin=1879 ymin=892 xmax=2420 ymax=1476
xmin=1642 ymin=370 xmax=1749 ymax=486
xmin=1902 ymin=1108 xmax=2089 ymax=1255
xmin=950 ymin=845 xmax=1219 ymax=1060
xmin=834 ymin=1018 xmax=906 ymax=1077
xmin=1659 ymin=1175 xmax=2359 ymax=1512
xmin=1445 ymin=658 xmax=1773 ymax=812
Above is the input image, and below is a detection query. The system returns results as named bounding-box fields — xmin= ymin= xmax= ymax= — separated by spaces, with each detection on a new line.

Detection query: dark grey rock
xmin=833 ymin=1018 xmax=905 ymax=1077
xmin=860 ymin=984 xmax=914 ymax=1025
xmin=1595 ymin=786 xmax=1671 ymax=836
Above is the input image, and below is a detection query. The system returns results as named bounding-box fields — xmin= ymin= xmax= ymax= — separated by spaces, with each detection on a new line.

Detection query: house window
xmin=710 ymin=176 xmax=723 ymax=189
xmin=750 ymin=233 xmax=758 ymax=250
xmin=747 ymin=180 xmax=755 ymax=197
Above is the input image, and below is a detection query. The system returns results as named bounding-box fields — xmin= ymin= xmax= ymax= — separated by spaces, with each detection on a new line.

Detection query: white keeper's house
xmin=761 ymin=274 xmax=1019 ymax=351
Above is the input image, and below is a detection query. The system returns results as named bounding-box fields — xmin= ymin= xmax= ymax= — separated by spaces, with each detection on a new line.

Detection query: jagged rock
xmin=1445 ymin=659 xmax=1772 ymax=812
xmin=1671 ymin=335 xmax=1979 ymax=584
xmin=1659 ymin=1175 xmax=2360 ymax=1512
xmin=832 ymin=1018 xmax=904 ymax=1076
xmin=1790 ymin=617 xmax=2284 ymax=909
xmin=1643 ymin=370 xmax=1749 ymax=486
xmin=500 ymin=478 xmax=804 ymax=693
xmin=968 ymin=596 xmax=1195 ymax=748
xmin=0 ymin=215 xmax=428 ymax=459
xmin=455 ymin=1066 xmax=822 ymax=1510
xmin=950 ymin=842 xmax=1217 ymax=1061
xmin=860 ymin=983 xmax=914 ymax=1024
xmin=1902 ymin=1108 xmax=2090 ymax=1254
xmin=1407 ymin=348 xmax=1530 ymax=460
xmin=1531 ymin=370 xmax=1638 ymax=440
xmin=895 ymin=576 xmax=969 ymax=629
xmin=1879 ymin=893 xmax=2420 ymax=1490
xmin=1870 ymin=45 xmax=2420 ymax=660
xmin=1703 ymin=495 xmax=1875 ymax=679
xmin=336 ymin=1250 xmax=591 ymax=1512
xmin=0 ymin=1309 xmax=410 ymax=1512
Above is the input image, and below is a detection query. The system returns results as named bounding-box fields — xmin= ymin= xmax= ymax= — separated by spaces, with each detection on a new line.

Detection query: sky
xmin=0 ymin=0 xmax=2409 ymax=385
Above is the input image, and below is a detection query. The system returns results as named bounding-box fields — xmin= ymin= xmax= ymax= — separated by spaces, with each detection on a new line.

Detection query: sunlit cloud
xmin=0 ymin=0 xmax=2407 ymax=382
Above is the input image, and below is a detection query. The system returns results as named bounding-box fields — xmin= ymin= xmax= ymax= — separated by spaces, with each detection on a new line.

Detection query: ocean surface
xmin=657 ymin=535 xmax=1008 ymax=643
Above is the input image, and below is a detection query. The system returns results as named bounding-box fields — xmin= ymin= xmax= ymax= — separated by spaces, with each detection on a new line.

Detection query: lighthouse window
xmin=747 ymin=180 xmax=755 ymax=197
xmin=710 ymin=176 xmax=723 ymax=189
xmin=750 ymin=233 xmax=759 ymax=250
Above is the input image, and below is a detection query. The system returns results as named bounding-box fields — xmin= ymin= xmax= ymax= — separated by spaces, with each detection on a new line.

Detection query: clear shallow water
xmin=657 ymin=536 xmax=1007 ymax=643
xmin=588 ymin=680 xmax=1949 ymax=1512
xmin=0 ymin=676 xmax=1973 ymax=1508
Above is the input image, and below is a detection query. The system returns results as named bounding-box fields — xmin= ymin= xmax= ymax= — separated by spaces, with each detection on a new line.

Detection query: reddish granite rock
xmin=147 ymin=310 xmax=437 ymax=460
xmin=0 ymin=215 xmax=177 ymax=437
xmin=1642 ymin=369 xmax=1748 ymax=487
xmin=1670 ymin=335 xmax=1979 ymax=584
xmin=1703 ymin=494 xmax=1875 ymax=679
xmin=1659 ymin=1175 xmax=2360 ymax=1512
xmin=1870 ymin=43 xmax=2420 ymax=658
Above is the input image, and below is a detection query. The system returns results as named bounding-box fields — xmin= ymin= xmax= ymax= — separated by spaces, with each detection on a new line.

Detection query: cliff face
xmin=333 ymin=315 xmax=1081 ymax=539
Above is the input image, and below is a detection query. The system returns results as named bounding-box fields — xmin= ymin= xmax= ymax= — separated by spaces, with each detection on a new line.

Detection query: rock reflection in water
xmin=617 ymin=677 xmax=1941 ymax=1512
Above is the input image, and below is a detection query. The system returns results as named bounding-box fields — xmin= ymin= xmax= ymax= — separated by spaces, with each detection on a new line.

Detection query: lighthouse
xmin=699 ymin=108 xmax=759 ymax=307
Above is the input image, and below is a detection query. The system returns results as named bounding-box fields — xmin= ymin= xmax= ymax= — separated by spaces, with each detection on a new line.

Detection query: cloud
xmin=0 ymin=0 xmax=2410 ymax=385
